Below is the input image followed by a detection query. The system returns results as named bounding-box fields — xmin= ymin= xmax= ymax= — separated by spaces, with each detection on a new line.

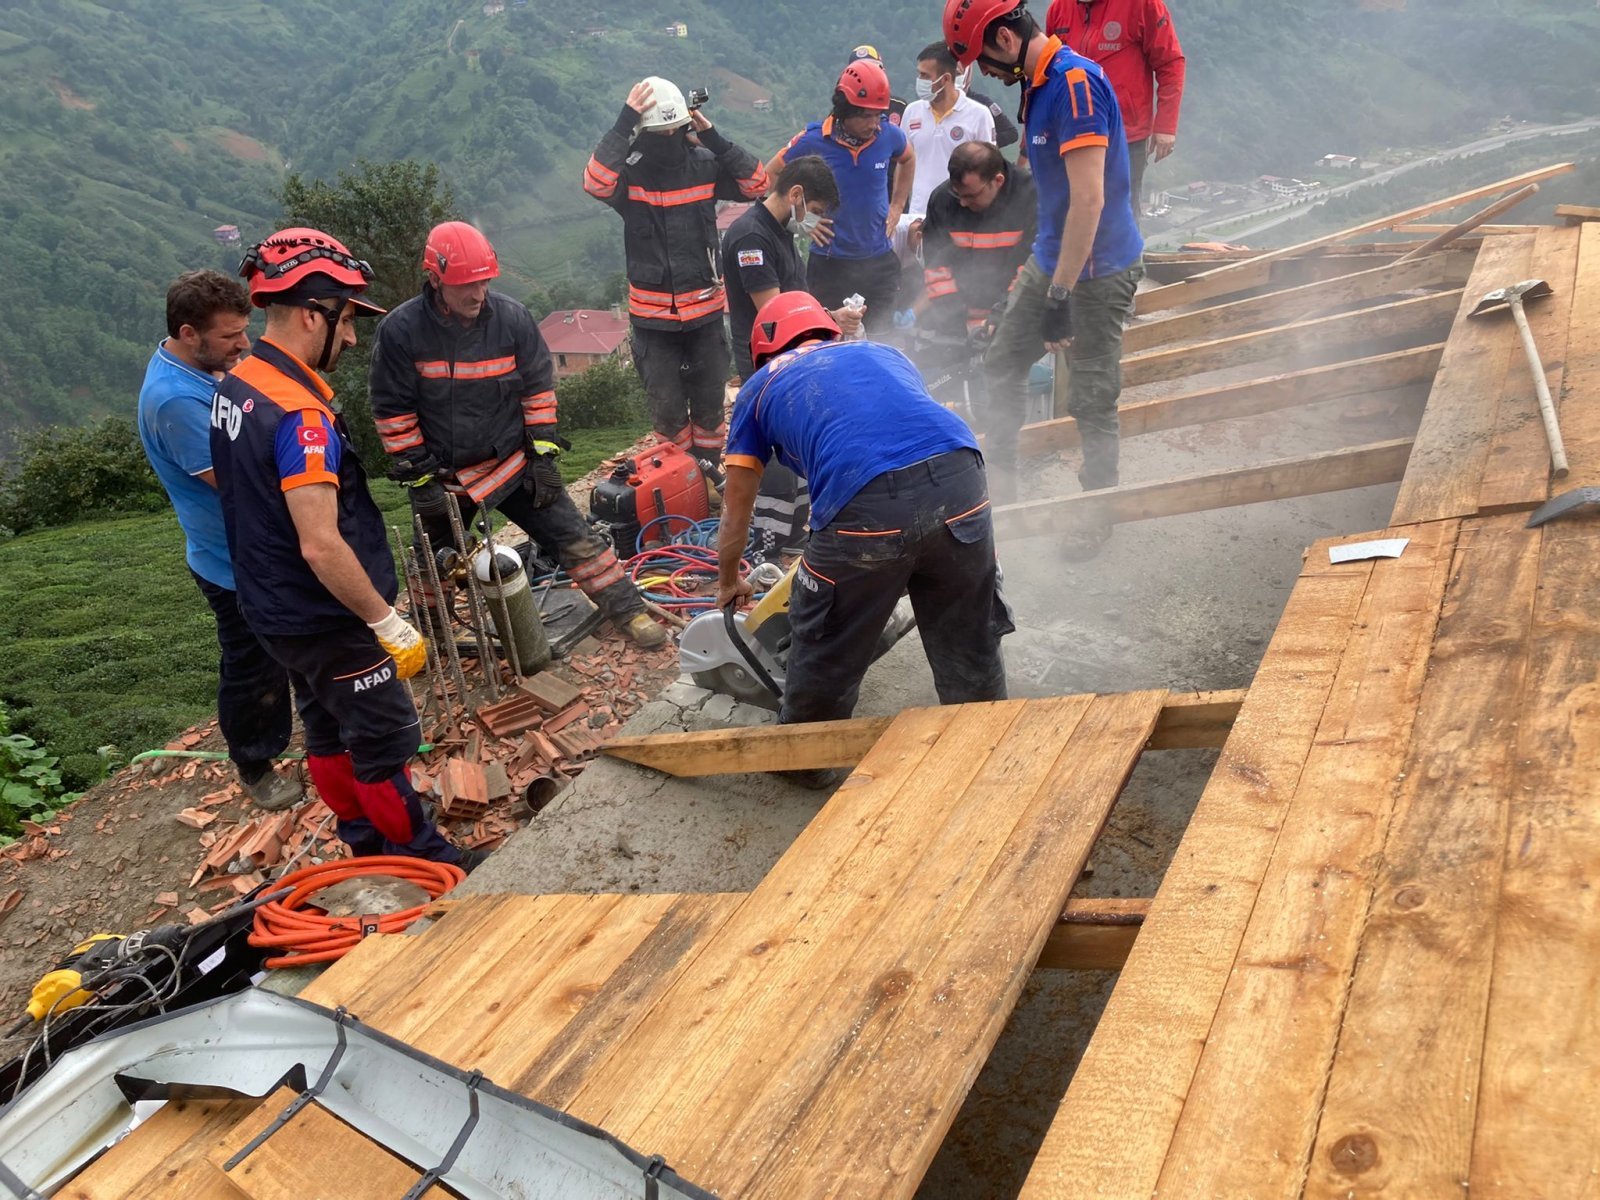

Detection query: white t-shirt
xmin=900 ymin=92 xmax=997 ymax=216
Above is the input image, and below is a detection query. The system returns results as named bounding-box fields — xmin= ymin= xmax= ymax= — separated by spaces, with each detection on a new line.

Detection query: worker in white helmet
xmin=584 ymin=78 xmax=770 ymax=493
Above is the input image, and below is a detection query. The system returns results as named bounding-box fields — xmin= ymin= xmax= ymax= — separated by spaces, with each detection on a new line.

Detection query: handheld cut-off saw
xmin=678 ymin=560 xmax=917 ymax=707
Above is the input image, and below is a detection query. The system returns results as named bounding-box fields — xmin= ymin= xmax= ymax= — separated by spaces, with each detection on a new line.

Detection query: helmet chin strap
xmin=304 ymin=301 xmax=342 ymax=371
xmin=978 ymin=52 xmax=1027 ymax=83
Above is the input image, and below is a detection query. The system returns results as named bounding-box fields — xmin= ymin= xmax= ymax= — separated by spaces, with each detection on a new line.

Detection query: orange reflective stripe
xmin=626 ymin=182 xmax=717 ymax=207
xmin=456 ymin=451 xmax=526 ymax=502
xmin=949 ymin=230 xmax=1025 ymax=249
xmin=944 ymin=499 xmax=991 ymax=525
xmin=736 ymin=164 xmax=770 ymax=199
xmin=628 ymin=284 xmax=726 ymax=322
xmin=415 ymin=360 xmax=451 ymax=379
xmin=452 ymin=356 xmax=518 ymax=381
xmin=378 ymin=429 xmax=425 ymax=453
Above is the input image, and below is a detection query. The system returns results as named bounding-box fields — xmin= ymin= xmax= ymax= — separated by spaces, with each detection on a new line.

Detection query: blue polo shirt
xmin=137 ymin=343 xmax=233 ymax=589
xmin=210 ymin=339 xmax=397 ymax=636
xmin=726 ymin=340 xmax=978 ymax=530
xmin=780 ymin=117 xmax=908 ymax=261
xmin=1023 ymin=37 xmax=1144 ymax=279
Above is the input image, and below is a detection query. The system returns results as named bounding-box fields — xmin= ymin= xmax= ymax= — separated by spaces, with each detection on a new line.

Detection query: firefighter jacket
xmin=368 ymin=288 xmax=557 ymax=508
xmin=584 ymin=108 xmax=769 ymax=331
xmin=1045 ymin=0 xmax=1186 ymax=143
xmin=921 ymin=169 xmax=1038 ymax=326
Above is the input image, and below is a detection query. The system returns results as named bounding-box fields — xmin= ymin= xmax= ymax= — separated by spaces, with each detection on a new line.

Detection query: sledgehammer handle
xmin=1510 ymin=296 xmax=1570 ymax=478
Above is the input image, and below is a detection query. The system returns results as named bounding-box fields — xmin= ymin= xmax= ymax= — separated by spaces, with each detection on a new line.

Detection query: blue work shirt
xmin=210 ymin=339 xmax=397 ymax=636
xmin=726 ymin=340 xmax=979 ymax=530
xmin=137 ymin=342 xmax=233 ymax=589
xmin=1023 ymin=37 xmax=1144 ymax=279
xmin=780 ymin=117 xmax=907 ymax=261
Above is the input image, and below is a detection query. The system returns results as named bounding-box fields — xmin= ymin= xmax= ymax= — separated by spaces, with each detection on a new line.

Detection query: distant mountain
xmin=0 ymin=0 xmax=1596 ymax=431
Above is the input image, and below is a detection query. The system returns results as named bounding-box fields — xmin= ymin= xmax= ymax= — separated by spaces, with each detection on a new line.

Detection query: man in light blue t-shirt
xmin=136 ymin=270 xmax=301 ymax=810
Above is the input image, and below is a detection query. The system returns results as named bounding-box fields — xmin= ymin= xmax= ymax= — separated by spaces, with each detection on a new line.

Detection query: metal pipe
xmin=444 ymin=493 xmax=502 ymax=701
xmin=416 ymin=520 xmax=471 ymax=708
xmin=478 ymin=512 xmax=524 ymax=680
xmin=391 ymin=526 xmax=449 ymax=721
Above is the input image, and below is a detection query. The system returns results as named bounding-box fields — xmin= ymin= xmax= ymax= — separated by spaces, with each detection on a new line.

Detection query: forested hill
xmin=1 ymin=0 xmax=1596 ymax=431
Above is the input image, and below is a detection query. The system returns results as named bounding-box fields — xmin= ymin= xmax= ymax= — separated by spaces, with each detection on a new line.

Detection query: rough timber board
xmin=64 ymin=1096 xmax=257 ymax=1199
xmin=1469 ymin=518 xmax=1600 ymax=1195
xmin=1020 ymin=542 xmax=1387 ymax=1198
xmin=1305 ymin=514 xmax=1541 ymax=1198
xmin=1563 ymin=221 xmax=1600 ymax=488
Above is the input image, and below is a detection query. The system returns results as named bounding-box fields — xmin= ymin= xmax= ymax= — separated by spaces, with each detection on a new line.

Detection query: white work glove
xmin=367 ymin=607 xmax=426 ymax=680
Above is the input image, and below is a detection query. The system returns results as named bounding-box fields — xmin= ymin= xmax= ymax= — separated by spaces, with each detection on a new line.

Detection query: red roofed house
xmin=538 ymin=308 xmax=632 ymax=378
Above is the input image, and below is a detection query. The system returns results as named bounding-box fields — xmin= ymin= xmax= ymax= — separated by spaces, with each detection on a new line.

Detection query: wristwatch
xmin=1046 ymin=283 xmax=1072 ymax=302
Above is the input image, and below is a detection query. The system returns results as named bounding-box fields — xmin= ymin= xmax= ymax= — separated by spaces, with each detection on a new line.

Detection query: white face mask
xmin=787 ymin=192 xmax=822 ymax=236
xmin=915 ymin=76 xmax=947 ymax=103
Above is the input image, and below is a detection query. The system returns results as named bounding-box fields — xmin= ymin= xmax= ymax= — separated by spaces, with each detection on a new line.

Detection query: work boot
xmin=621 ymin=612 xmax=669 ymax=649
xmin=242 ymin=765 xmax=303 ymax=812
xmin=456 ymin=847 xmax=490 ymax=874
xmin=774 ymin=766 xmax=849 ymax=791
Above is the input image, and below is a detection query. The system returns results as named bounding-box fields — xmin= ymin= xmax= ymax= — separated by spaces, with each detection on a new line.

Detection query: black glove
xmin=387 ymin=452 xmax=442 ymax=486
xmin=1041 ymin=292 xmax=1073 ymax=345
xmin=525 ymin=452 xmax=565 ymax=509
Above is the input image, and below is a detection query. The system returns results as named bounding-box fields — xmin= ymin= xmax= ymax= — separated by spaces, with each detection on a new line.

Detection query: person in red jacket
xmin=1046 ymin=0 xmax=1185 ymax=219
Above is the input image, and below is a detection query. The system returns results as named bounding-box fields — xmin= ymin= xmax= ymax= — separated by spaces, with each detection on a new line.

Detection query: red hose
xmin=249 ymin=856 xmax=465 ymax=968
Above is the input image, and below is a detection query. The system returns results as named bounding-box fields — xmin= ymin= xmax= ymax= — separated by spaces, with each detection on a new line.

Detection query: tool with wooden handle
xmin=1469 ymin=278 xmax=1567 ymax=478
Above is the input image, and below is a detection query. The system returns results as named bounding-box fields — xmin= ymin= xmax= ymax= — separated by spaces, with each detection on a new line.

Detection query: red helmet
xmin=944 ymin=0 xmax=1024 ymax=67
xmin=835 ymin=58 xmax=891 ymax=112
xmin=422 ymin=221 xmax=500 ymax=287
xmin=237 ymin=227 xmax=383 ymax=313
xmin=750 ymin=292 xmax=842 ymax=369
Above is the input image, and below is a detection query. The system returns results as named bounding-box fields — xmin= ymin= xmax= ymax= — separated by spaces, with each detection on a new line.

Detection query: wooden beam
xmin=603 ymin=716 xmax=892 ymax=776
xmin=1022 ymin=343 xmax=1442 ymax=456
xmin=1393 ymin=182 xmax=1540 ymax=263
xmin=1556 ymin=203 xmax=1600 ymax=226
xmin=1143 ymin=248 xmax=1480 ymax=288
xmin=1136 ymin=163 xmax=1576 ymax=314
xmin=1395 ymin=223 xmax=1544 ymax=235
xmin=1037 ymin=898 xmax=1151 ymax=971
xmin=1123 ymin=289 xmax=1460 ymax=389
xmin=1122 ymin=254 xmax=1462 ymax=355
xmin=995 ymin=439 xmax=1415 ymax=541
xmin=1148 ymin=689 xmax=1247 ymax=750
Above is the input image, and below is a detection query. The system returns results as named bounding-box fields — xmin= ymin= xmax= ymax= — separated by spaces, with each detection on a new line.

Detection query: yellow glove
xmin=367 ymin=607 xmax=427 ymax=680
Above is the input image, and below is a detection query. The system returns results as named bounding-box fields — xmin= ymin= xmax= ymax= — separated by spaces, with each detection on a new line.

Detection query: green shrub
xmin=0 ymin=702 xmax=81 ymax=839
xmin=556 ymin=357 xmax=648 ymax=430
xmin=0 ymin=416 xmax=166 ymax=536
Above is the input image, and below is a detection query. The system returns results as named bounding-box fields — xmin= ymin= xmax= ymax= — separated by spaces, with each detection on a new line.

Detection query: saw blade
xmin=691 ymin=667 xmax=782 ymax=710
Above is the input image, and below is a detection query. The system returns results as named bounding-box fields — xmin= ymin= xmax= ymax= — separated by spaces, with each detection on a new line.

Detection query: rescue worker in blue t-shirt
xmin=137 ymin=270 xmax=302 ymax=812
xmin=945 ymin=0 xmax=1146 ymax=558
xmin=210 ymin=227 xmax=480 ymax=870
xmin=717 ymin=293 xmax=1014 ymax=786
xmin=765 ymin=59 xmax=915 ymax=333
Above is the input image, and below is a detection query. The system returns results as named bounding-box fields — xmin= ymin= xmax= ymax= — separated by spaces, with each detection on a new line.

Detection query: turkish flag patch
xmin=298 ymin=425 xmax=329 ymax=447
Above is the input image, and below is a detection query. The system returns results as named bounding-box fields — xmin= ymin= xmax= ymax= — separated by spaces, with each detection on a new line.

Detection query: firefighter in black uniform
xmin=369 ymin=221 xmax=667 ymax=649
xmin=583 ymin=77 xmax=768 ymax=486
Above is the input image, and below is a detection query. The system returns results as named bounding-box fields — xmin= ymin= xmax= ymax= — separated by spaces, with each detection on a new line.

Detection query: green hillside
xmin=0 ymin=0 xmax=1597 ymax=431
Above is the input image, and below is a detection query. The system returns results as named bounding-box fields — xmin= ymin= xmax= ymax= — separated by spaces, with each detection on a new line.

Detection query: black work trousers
xmin=630 ymin=321 xmax=730 ymax=451
xmin=780 ymin=448 xmax=1013 ymax=725
xmin=416 ymin=485 xmax=644 ymax=622
xmin=191 ymin=570 xmax=293 ymax=784
xmin=806 ymin=250 xmax=903 ymax=334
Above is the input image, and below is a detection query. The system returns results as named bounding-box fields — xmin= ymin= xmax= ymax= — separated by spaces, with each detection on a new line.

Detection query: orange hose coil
xmin=250 ymin=856 xmax=465 ymax=969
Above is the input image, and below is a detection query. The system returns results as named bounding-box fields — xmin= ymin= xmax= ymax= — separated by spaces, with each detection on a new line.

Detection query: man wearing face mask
xmin=766 ymin=59 xmax=914 ymax=333
xmin=584 ymin=78 xmax=768 ymax=488
xmin=721 ymin=155 xmax=859 ymax=562
xmin=902 ymin=42 xmax=996 ymax=222
xmin=945 ymin=0 xmax=1143 ymax=558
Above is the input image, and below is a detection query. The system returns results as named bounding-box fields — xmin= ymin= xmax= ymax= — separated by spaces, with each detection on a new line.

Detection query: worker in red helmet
xmin=369 ymin=220 xmax=667 ymax=650
xmin=210 ymin=227 xmax=481 ymax=869
xmin=716 ymin=292 xmax=1012 ymax=788
xmin=944 ymin=1 xmax=1144 ymax=558
xmin=765 ymin=59 xmax=915 ymax=333
xmin=583 ymin=77 xmax=769 ymax=489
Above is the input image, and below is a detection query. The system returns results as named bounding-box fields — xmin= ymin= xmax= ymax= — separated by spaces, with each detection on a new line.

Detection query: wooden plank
xmin=1022 ymin=544 xmax=1378 ymax=1198
xmin=65 ymin=1098 xmax=258 ymax=1199
xmin=1147 ymin=689 xmax=1245 ymax=750
xmin=557 ymin=704 xmax=969 ymax=1134
xmin=1389 ymin=235 xmax=1537 ymax=525
xmin=732 ymin=692 xmax=1167 ymax=1199
xmin=1305 ymin=514 xmax=1540 ymax=1198
xmin=1561 ymin=221 xmax=1600 ymax=489
xmin=206 ymin=1087 xmax=447 ymax=1199
xmin=1476 ymin=224 xmax=1582 ymax=513
xmin=1395 ymin=223 xmax=1544 ymax=235
xmin=1556 ymin=203 xmax=1600 ymax=225
xmin=1123 ymin=289 xmax=1460 ymax=389
xmin=995 ymin=439 xmax=1414 ymax=542
xmin=1153 ymin=520 xmax=1458 ymax=1198
xmin=1470 ymin=519 xmax=1600 ymax=1195
xmin=1020 ymin=344 xmax=1442 ymax=457
xmin=1037 ymin=898 xmax=1152 ymax=970
xmin=1122 ymin=254 xmax=1462 ymax=355
xmin=1136 ymin=163 xmax=1575 ymax=314
xmin=603 ymin=717 xmax=894 ymax=776
xmin=1393 ymin=183 xmax=1541 ymax=263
